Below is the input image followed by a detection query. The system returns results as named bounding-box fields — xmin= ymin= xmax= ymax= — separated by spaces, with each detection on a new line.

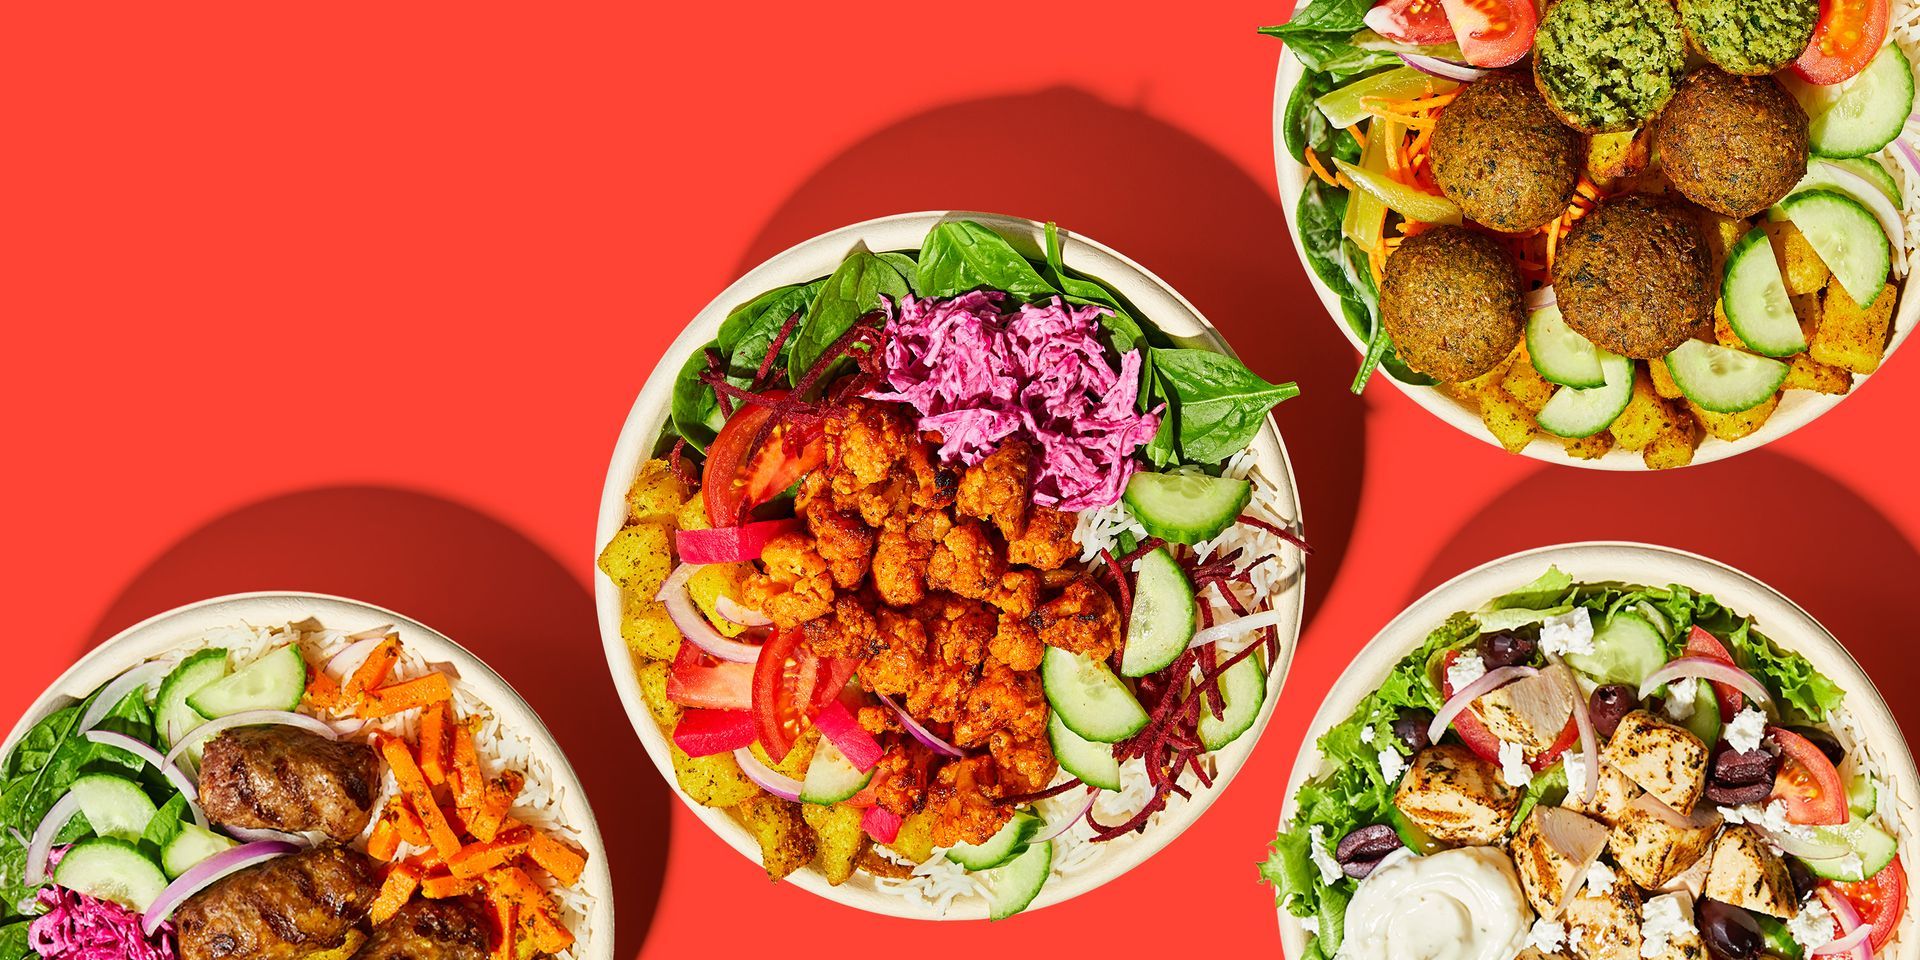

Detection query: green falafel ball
xmin=1534 ymin=0 xmax=1688 ymax=132
xmin=1679 ymin=0 xmax=1820 ymax=75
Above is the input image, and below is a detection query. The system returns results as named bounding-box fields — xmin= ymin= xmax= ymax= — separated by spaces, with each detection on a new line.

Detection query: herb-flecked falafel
xmin=1679 ymin=0 xmax=1820 ymax=75
xmin=1655 ymin=69 xmax=1810 ymax=219
xmin=1553 ymin=194 xmax=1714 ymax=358
xmin=1430 ymin=70 xmax=1584 ymax=233
xmin=1380 ymin=226 xmax=1526 ymax=382
xmin=1534 ymin=0 xmax=1688 ymax=133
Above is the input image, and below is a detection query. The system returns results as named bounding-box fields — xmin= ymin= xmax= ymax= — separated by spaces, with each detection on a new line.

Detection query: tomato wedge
xmin=1365 ymin=0 xmax=1454 ymax=45
xmin=1684 ymin=626 xmax=1745 ymax=720
xmin=1437 ymin=0 xmax=1536 ymax=67
xmin=1770 ymin=725 xmax=1851 ymax=825
xmin=702 ymin=391 xmax=825 ymax=527
xmin=751 ymin=627 xmax=860 ymax=762
xmin=666 ymin=643 xmax=753 ymax=710
xmin=1793 ymin=0 xmax=1889 ymax=85
xmin=1826 ymin=856 xmax=1906 ymax=952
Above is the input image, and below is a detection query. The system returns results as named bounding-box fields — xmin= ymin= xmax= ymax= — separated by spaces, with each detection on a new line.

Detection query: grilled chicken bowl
xmin=1266 ymin=544 xmax=1919 ymax=960
xmin=0 ymin=594 xmax=609 ymax=960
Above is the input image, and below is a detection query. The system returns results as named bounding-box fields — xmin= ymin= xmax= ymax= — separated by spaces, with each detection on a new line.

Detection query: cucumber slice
xmin=1386 ymin=806 xmax=1445 ymax=855
xmin=982 ymin=834 xmax=1052 ymax=921
xmin=1528 ymin=304 xmax=1607 ymax=388
xmin=1678 ymin=679 xmax=1722 ymax=746
xmin=1119 ymin=548 xmax=1197 ymax=677
xmin=1048 ymin=713 xmax=1121 ymax=792
xmin=187 ymin=644 xmax=306 ymax=717
xmin=798 ymin=737 xmax=874 ymax=805
xmin=1535 ymin=352 xmax=1633 ymax=439
xmin=156 ymin=649 xmax=228 ymax=748
xmin=1803 ymin=819 xmax=1898 ymax=881
xmin=1787 ymin=157 xmax=1902 ymax=211
xmin=52 ymin=837 xmax=169 ymax=912
xmin=946 ymin=811 xmax=1041 ymax=871
xmin=1634 ymin=601 xmax=1673 ymax=641
xmin=1797 ymin=44 xmax=1914 ymax=159
xmin=67 ymin=773 xmax=158 ymax=841
xmin=1722 ymin=226 xmax=1808 ymax=357
xmin=1197 ymin=652 xmax=1267 ymax=751
xmin=1041 ymin=648 xmax=1148 ymax=744
xmin=1121 ymin=470 xmax=1251 ymax=546
xmin=1776 ymin=189 xmax=1893 ymax=308
xmin=1665 ymin=340 xmax=1789 ymax=414
xmin=1849 ymin=773 xmax=1877 ymax=819
xmin=1564 ymin=611 xmax=1667 ymax=686
xmin=160 ymin=821 xmax=236 ymax=878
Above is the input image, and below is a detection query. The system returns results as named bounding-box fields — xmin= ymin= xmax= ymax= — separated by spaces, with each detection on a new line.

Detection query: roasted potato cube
xmin=673 ymin=746 xmax=760 ymax=808
xmin=1704 ymin=826 xmax=1797 ymax=918
xmin=1561 ymin=432 xmax=1614 ymax=460
xmin=621 ymin=592 xmax=681 ymax=660
xmin=751 ymin=729 xmax=817 ymax=780
xmin=1502 ymin=346 xmax=1557 ymax=415
xmin=1641 ymin=413 xmax=1700 ymax=470
xmin=1764 ymin=221 xmax=1831 ymax=296
xmin=1647 ymin=357 xmax=1683 ymax=399
xmin=1608 ymin=794 xmax=1720 ymax=888
xmin=1476 ymin=663 xmax=1579 ymax=752
xmin=1480 ymin=386 xmax=1541 ymax=454
xmin=1811 ymin=279 xmax=1896 ymax=375
xmin=1784 ymin=353 xmax=1852 ymax=394
xmin=886 ymin=811 xmax=938 ymax=864
xmin=1712 ymin=303 xmax=1744 ymax=349
xmin=801 ymin=802 xmax=870 ymax=886
xmin=1610 ymin=370 xmax=1674 ymax=453
xmin=1513 ymin=807 xmax=1610 ymax=919
xmin=1602 ymin=711 xmax=1708 ymax=811
xmin=738 ymin=795 xmax=816 ymax=881
xmin=1563 ymin=762 xmax=1640 ymax=826
xmin=1687 ymin=394 xmax=1779 ymax=443
xmin=633 ymin=656 xmax=680 ymax=729
xmin=1587 ymin=129 xmax=1651 ymax=183
xmin=627 ymin=458 xmax=691 ymax=525
xmin=1448 ymin=346 xmax=1520 ymax=404
xmin=688 ymin=562 xmax=756 ymax=638
xmin=1642 ymin=892 xmax=1709 ymax=960
xmin=1566 ymin=880 xmax=1643 ymax=960
xmin=1695 ymin=212 xmax=1745 ymax=276
xmin=677 ymin=492 xmax=709 ymax=531
xmin=597 ymin=522 xmax=672 ymax=593
xmin=1793 ymin=292 xmax=1824 ymax=340
xmin=1394 ymin=744 xmax=1522 ymax=845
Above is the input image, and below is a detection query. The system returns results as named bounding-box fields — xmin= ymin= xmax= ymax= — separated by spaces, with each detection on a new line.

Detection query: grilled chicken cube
xmin=174 ymin=846 xmax=380 ymax=960
xmin=1601 ymin=711 xmax=1709 ymax=812
xmin=1705 ymin=825 xmax=1798 ymax=918
xmin=1393 ymin=743 xmax=1523 ymax=845
xmin=199 ymin=726 xmax=381 ymax=843
xmin=1513 ymin=806 xmax=1610 ymax=919
xmin=1564 ymin=763 xmax=1640 ymax=825
xmin=1641 ymin=891 xmax=1708 ymax=960
xmin=1475 ymin=663 xmax=1579 ymax=752
xmin=1566 ymin=880 xmax=1644 ymax=960
xmin=1608 ymin=794 xmax=1721 ymax=888
xmin=353 ymin=896 xmax=490 ymax=960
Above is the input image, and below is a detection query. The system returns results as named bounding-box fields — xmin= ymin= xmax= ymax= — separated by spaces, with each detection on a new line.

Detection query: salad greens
xmin=668 ymin=219 xmax=1296 ymax=470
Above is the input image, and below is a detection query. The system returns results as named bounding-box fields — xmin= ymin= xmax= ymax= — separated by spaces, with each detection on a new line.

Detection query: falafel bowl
xmin=594 ymin=212 xmax=1308 ymax=918
xmin=0 ymin=593 xmax=609 ymax=960
xmin=1264 ymin=543 xmax=1919 ymax=960
xmin=1267 ymin=0 xmax=1920 ymax=468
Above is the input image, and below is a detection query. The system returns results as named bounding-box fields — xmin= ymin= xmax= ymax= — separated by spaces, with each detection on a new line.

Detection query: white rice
xmin=1889 ymin=0 xmax=1920 ymax=277
xmin=156 ymin=619 xmax=593 ymax=960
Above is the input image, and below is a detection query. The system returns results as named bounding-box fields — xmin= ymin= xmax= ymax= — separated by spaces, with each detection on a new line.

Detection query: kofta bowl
xmin=595 ymin=211 xmax=1307 ymax=918
xmin=1270 ymin=542 xmax=1920 ymax=958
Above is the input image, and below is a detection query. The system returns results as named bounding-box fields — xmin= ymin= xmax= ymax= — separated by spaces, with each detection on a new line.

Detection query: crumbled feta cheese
xmin=1725 ymin=706 xmax=1768 ymax=754
xmin=1540 ymin=607 xmax=1596 ymax=657
xmin=1530 ymin=919 xmax=1568 ymax=953
xmin=1301 ymin=915 xmax=1321 ymax=935
xmin=1447 ymin=653 xmax=1488 ymax=692
xmin=1361 ymin=724 xmax=1376 ymax=744
xmin=1379 ymin=747 xmax=1407 ymax=783
xmin=1308 ymin=825 xmax=1343 ymax=885
xmin=1564 ymin=750 xmax=1589 ymax=798
xmin=1664 ymin=682 xmax=1696 ymax=722
xmin=1787 ymin=897 xmax=1837 ymax=951
xmin=1640 ymin=893 xmax=1698 ymax=958
xmin=1586 ymin=861 xmax=1617 ymax=895
xmin=1500 ymin=740 xmax=1532 ymax=787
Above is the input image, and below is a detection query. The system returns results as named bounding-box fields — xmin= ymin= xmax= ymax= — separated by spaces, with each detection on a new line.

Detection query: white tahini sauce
xmin=1337 ymin=846 xmax=1533 ymax=960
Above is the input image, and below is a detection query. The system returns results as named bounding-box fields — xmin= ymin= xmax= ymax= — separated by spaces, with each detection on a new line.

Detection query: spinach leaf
xmin=1284 ymin=34 xmax=1402 ymax=79
xmin=1041 ymin=222 xmax=1150 ymax=354
xmin=0 ymin=921 xmax=29 ymax=960
xmin=1147 ymin=349 xmax=1300 ymax=465
xmin=3 ymin=706 xmax=75 ymax=781
xmin=668 ymin=345 xmax=726 ymax=452
xmin=1258 ymin=0 xmax=1372 ymax=38
xmin=914 ymin=221 xmax=1058 ymax=301
xmin=1296 ymin=181 xmax=1355 ymax=304
xmin=876 ymin=252 xmax=920 ymax=295
xmin=788 ymin=251 xmax=913 ymax=388
xmin=723 ymin=281 xmax=823 ymax=390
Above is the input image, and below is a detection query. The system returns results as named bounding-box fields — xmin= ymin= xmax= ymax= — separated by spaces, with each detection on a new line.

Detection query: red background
xmin=6 ymin=2 xmax=1918 ymax=957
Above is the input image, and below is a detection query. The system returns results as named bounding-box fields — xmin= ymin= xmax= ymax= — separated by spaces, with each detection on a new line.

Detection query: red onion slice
xmin=1031 ymin=789 xmax=1099 ymax=845
xmin=732 ymin=748 xmax=803 ymax=802
xmin=142 ymin=840 xmax=299 ymax=935
xmin=1819 ymin=886 xmax=1875 ymax=960
xmin=25 ymin=791 xmax=84 ymax=886
xmin=1760 ymin=826 xmax=1850 ymax=860
xmin=325 ymin=636 xmax=386 ymax=680
xmin=78 ymin=661 xmax=171 ymax=733
xmin=1429 ymin=666 xmax=1538 ymax=745
xmin=164 ymin=711 xmax=338 ymax=769
xmin=876 ymin=693 xmax=964 ymax=759
xmin=1399 ymin=52 xmax=1487 ymax=83
xmin=1814 ymin=159 xmax=1907 ymax=276
xmin=1638 ymin=658 xmax=1770 ymax=704
xmin=1816 ymin=923 xmax=1875 ymax=956
xmin=223 ymin=825 xmax=311 ymax=845
xmin=1547 ymin=654 xmax=1598 ymax=804
xmin=1525 ymin=285 xmax=1558 ymax=311
xmin=83 ymin=731 xmax=208 ymax=829
xmin=714 ymin=595 xmax=771 ymax=627
xmin=1189 ymin=608 xmax=1290 ymax=650
xmin=1897 ymin=139 xmax=1920 ymax=179
xmin=656 ymin=565 xmax=763 ymax=664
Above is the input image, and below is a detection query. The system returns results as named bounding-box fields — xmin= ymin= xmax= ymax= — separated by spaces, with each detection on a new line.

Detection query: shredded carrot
xmin=451 ymin=720 xmax=484 ymax=809
xmin=345 ymin=637 xmax=400 ymax=702
xmin=381 ymin=735 xmax=462 ymax=857
xmin=304 ymin=669 xmax=341 ymax=711
xmin=423 ymin=869 xmax=484 ymax=899
xmin=1347 ymin=124 xmax=1367 ymax=148
xmin=419 ymin=702 xmax=451 ymax=785
xmin=370 ymin=863 xmax=420 ymax=924
xmin=450 ymin=828 xmax=533 ymax=880
xmin=367 ymin=818 xmax=401 ymax=862
xmin=1304 ymin=148 xmax=1340 ymax=187
xmin=361 ymin=672 xmax=453 ymax=719
xmin=527 ymin=831 xmax=587 ymax=887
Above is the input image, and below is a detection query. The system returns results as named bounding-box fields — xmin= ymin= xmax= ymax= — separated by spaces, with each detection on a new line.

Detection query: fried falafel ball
xmin=1553 ymin=194 xmax=1714 ymax=358
xmin=1380 ymin=226 xmax=1526 ymax=382
xmin=1679 ymin=0 xmax=1820 ymax=75
xmin=1430 ymin=70 xmax=1583 ymax=233
xmin=1655 ymin=69 xmax=1810 ymax=219
xmin=1533 ymin=0 xmax=1688 ymax=133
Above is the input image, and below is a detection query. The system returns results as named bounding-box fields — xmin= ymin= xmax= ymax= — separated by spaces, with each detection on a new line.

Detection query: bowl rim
xmin=592 ymin=209 xmax=1308 ymax=919
xmin=0 ymin=591 xmax=615 ymax=960
xmin=1271 ymin=541 xmax=1920 ymax=956
xmin=1269 ymin=54 xmax=1917 ymax=471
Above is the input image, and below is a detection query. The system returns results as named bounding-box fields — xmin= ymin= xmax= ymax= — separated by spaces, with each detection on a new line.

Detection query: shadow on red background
xmin=79 ymin=487 xmax=668 ymax=954
xmin=1415 ymin=451 xmax=1920 ymax=734
xmin=731 ymin=86 xmax=1364 ymax=633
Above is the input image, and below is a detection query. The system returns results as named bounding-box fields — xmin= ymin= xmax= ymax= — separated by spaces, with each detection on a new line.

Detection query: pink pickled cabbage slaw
xmin=29 ymin=879 xmax=174 ymax=960
xmin=868 ymin=291 xmax=1160 ymax=510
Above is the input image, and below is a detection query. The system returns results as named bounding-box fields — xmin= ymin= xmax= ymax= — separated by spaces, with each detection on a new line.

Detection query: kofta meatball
xmin=1533 ymin=0 xmax=1688 ymax=133
xmin=1379 ymin=226 xmax=1526 ymax=382
xmin=1552 ymin=194 xmax=1715 ymax=358
xmin=1679 ymin=0 xmax=1820 ymax=75
xmin=1655 ymin=69 xmax=1810 ymax=218
xmin=1431 ymin=70 xmax=1583 ymax=232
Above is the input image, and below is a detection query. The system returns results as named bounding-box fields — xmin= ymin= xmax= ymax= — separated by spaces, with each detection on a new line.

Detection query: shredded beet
xmin=1236 ymin=513 xmax=1313 ymax=554
xmin=753 ymin=310 xmax=803 ymax=391
xmin=668 ymin=437 xmax=698 ymax=487
xmin=996 ymin=777 xmax=1085 ymax=807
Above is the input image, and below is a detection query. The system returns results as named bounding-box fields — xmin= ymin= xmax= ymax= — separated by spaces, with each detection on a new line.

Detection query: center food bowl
xmin=1274 ymin=542 xmax=1920 ymax=955
xmin=1 ymin=592 xmax=614 ymax=960
xmin=594 ymin=210 xmax=1306 ymax=918
xmin=1270 ymin=56 xmax=1919 ymax=470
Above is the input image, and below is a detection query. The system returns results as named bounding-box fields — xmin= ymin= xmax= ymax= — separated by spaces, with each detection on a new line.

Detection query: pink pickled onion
xmin=1638 ymin=658 xmax=1770 ymax=704
xmin=143 ymin=841 xmax=298 ymax=936
xmin=29 ymin=880 xmax=174 ymax=960
xmin=655 ymin=565 xmax=762 ymax=664
xmin=876 ymin=692 xmax=964 ymax=759
xmin=1816 ymin=924 xmax=1875 ymax=957
xmin=812 ymin=701 xmax=883 ymax=772
xmin=1819 ymin=887 xmax=1875 ymax=960
xmin=1429 ymin=666 xmax=1538 ymax=745
xmin=222 ymin=825 xmax=310 ymax=845
xmin=1189 ymin=608 xmax=1290 ymax=650
xmin=733 ymin=748 xmax=803 ymax=802
xmin=862 ymin=805 xmax=904 ymax=844
xmin=675 ymin=519 xmax=800 ymax=565
xmin=325 ymin=637 xmax=386 ymax=680
xmin=1525 ymin=285 xmax=1558 ymax=311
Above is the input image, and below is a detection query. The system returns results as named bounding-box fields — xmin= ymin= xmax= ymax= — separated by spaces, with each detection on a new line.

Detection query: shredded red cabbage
xmin=29 ymin=882 xmax=174 ymax=960
xmin=867 ymin=292 xmax=1160 ymax=511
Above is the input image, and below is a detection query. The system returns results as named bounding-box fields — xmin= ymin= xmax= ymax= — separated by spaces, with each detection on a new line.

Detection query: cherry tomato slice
xmin=1366 ymin=0 xmax=1454 ymax=45
xmin=1684 ymin=626 xmax=1745 ymax=720
xmin=1793 ymin=0 xmax=1890 ymax=85
xmin=1771 ymin=725 xmax=1851 ymax=825
xmin=665 ymin=643 xmax=754 ymax=710
xmin=1437 ymin=0 xmax=1537 ymax=68
xmin=1826 ymin=856 xmax=1906 ymax=952
xmin=702 ymin=391 xmax=825 ymax=527
xmin=751 ymin=627 xmax=861 ymax=762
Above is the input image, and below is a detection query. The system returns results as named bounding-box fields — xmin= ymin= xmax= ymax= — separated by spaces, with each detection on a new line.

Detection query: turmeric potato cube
xmin=621 ymin=592 xmax=681 ymax=660
xmin=1810 ymin=279 xmax=1896 ymax=375
xmin=677 ymin=492 xmax=710 ymax=532
xmin=633 ymin=656 xmax=681 ymax=729
xmin=1687 ymin=393 xmax=1779 ymax=443
xmin=1763 ymin=221 xmax=1831 ymax=296
xmin=1641 ymin=412 xmax=1700 ymax=469
xmin=597 ymin=522 xmax=672 ymax=593
xmin=737 ymin=795 xmax=816 ymax=881
xmin=886 ymin=811 xmax=938 ymax=865
xmin=1713 ymin=303 xmax=1744 ymax=349
xmin=1610 ymin=369 xmax=1673 ymax=453
xmin=1783 ymin=353 xmax=1853 ymax=395
xmin=1587 ymin=129 xmax=1650 ymax=183
xmin=1561 ymin=432 xmax=1613 ymax=460
xmin=801 ymin=802 xmax=871 ymax=886
xmin=1501 ymin=346 xmax=1557 ymax=415
xmin=1480 ymin=387 xmax=1540 ymax=454
xmin=626 ymin=458 xmax=691 ymax=526
xmin=673 ymin=746 xmax=760 ymax=808
xmin=1647 ymin=357 xmax=1683 ymax=399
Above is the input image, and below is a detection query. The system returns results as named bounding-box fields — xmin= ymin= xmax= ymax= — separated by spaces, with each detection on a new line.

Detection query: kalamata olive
xmin=1712 ymin=746 xmax=1779 ymax=786
xmin=1705 ymin=779 xmax=1774 ymax=806
xmin=1589 ymin=685 xmax=1639 ymax=740
xmin=1336 ymin=823 xmax=1404 ymax=864
xmin=1788 ymin=857 xmax=1819 ymax=901
xmin=1478 ymin=630 xmax=1539 ymax=668
xmin=1342 ymin=855 xmax=1384 ymax=879
xmin=1700 ymin=899 xmax=1763 ymax=960
xmin=1785 ymin=725 xmax=1845 ymax=765
xmin=1393 ymin=708 xmax=1435 ymax=752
